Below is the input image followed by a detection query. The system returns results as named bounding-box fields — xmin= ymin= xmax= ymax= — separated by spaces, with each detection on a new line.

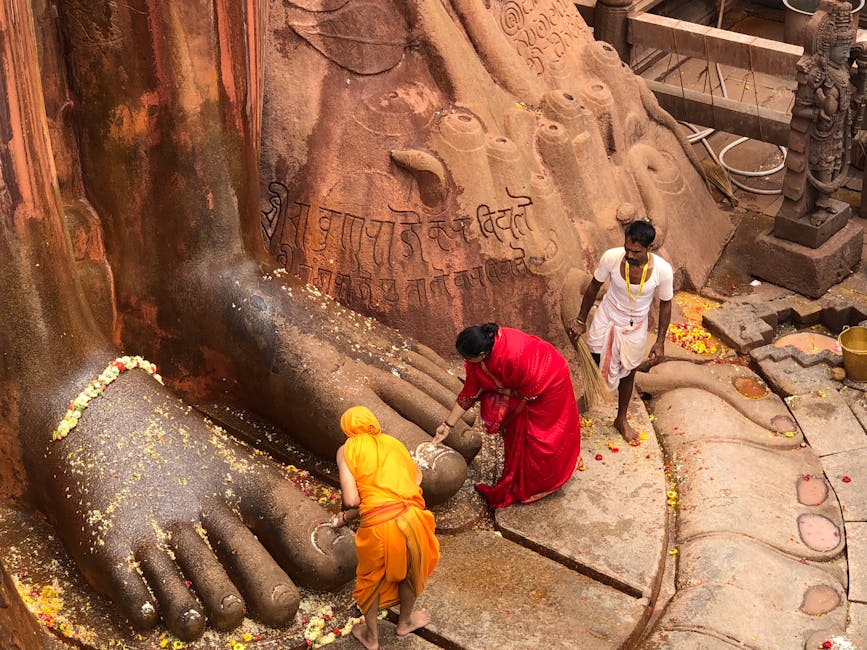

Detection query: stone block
xmin=751 ymin=223 xmax=864 ymax=299
xmin=848 ymin=522 xmax=867 ymax=604
xmin=754 ymin=354 xmax=842 ymax=397
xmin=787 ymin=390 xmax=867 ymax=457
xmin=704 ymin=27 xmax=755 ymax=68
xmin=749 ymin=36 xmax=801 ymax=76
xmin=419 ymin=531 xmax=645 ymax=649
xmin=702 ymin=304 xmax=775 ymax=353
xmin=774 ymin=201 xmax=851 ymax=249
xmin=790 ymin=297 xmax=824 ymax=325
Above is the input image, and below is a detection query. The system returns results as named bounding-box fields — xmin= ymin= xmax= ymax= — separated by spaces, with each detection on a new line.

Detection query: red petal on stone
xmin=595 ymin=454 xmax=603 ymax=460
xmin=843 ymin=476 xmax=852 ymax=483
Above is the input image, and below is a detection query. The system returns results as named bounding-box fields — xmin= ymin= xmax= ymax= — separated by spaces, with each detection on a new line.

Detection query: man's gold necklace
xmin=624 ymin=260 xmax=649 ymax=326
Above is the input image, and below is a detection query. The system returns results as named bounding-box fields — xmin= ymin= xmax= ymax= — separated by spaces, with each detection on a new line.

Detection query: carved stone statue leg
xmin=1 ymin=1 xmax=359 ymax=641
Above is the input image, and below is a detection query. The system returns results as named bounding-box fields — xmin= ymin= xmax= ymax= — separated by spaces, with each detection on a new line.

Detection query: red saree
xmin=457 ymin=327 xmax=582 ymax=508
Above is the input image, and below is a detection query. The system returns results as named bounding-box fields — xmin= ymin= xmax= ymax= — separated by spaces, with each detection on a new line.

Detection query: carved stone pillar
xmin=594 ymin=0 xmax=635 ymax=63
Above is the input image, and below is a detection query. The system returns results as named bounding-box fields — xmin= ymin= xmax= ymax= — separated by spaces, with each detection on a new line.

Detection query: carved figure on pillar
xmin=753 ymin=0 xmax=866 ymax=297
xmin=778 ymin=0 xmax=867 ymax=238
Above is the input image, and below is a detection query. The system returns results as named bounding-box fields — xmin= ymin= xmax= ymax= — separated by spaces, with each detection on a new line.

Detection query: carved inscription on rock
xmin=498 ymin=0 xmax=585 ymax=74
xmin=261 ymin=182 xmax=534 ymax=313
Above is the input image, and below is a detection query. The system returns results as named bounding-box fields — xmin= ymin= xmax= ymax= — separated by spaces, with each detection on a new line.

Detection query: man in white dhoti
xmin=569 ymin=221 xmax=673 ymax=443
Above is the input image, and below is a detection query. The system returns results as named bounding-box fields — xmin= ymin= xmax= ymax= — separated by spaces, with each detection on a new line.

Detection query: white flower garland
xmin=52 ymin=356 xmax=163 ymax=441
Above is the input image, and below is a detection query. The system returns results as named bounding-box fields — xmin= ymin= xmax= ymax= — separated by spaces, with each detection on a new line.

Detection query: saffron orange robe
xmin=343 ymin=431 xmax=440 ymax=613
xmin=458 ymin=327 xmax=582 ymax=508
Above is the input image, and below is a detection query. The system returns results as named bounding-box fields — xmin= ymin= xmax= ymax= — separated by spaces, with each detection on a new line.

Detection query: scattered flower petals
xmin=842 ymin=476 xmax=852 ymax=483
xmin=666 ymin=322 xmax=718 ymax=355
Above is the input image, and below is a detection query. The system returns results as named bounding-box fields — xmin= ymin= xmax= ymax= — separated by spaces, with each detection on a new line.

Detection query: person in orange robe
xmin=332 ymin=406 xmax=440 ymax=650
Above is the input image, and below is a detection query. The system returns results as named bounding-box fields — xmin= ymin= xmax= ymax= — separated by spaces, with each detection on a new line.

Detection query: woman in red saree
xmin=432 ymin=323 xmax=583 ymax=508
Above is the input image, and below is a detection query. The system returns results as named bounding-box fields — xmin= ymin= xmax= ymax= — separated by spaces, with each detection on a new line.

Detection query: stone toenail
xmin=272 ymin=584 xmax=293 ymax=603
xmin=221 ymin=594 xmax=243 ymax=611
xmin=181 ymin=609 xmax=202 ymax=624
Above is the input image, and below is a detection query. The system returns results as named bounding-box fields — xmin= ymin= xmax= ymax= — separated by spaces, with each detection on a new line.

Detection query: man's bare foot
xmin=614 ymin=418 xmax=639 ymax=444
xmin=351 ymin=620 xmax=381 ymax=650
xmin=395 ymin=608 xmax=431 ymax=636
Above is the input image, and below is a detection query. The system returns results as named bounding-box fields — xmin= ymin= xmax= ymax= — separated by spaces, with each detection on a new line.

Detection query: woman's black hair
xmin=455 ymin=323 xmax=499 ymax=358
xmin=624 ymin=220 xmax=656 ymax=248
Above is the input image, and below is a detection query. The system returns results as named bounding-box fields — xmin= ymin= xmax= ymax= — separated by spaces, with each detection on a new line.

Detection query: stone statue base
xmin=751 ymin=221 xmax=863 ymax=299
xmin=773 ymin=198 xmax=851 ymax=249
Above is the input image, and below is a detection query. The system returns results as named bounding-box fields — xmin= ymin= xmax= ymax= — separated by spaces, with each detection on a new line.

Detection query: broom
xmin=569 ymin=331 xmax=612 ymax=411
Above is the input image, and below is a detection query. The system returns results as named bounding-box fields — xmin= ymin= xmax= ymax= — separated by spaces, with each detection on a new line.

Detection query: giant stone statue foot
xmin=43 ymin=369 xmax=356 ymax=640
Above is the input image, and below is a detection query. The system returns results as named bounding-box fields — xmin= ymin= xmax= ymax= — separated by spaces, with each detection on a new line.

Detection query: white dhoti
xmin=586 ymin=300 xmax=648 ymax=392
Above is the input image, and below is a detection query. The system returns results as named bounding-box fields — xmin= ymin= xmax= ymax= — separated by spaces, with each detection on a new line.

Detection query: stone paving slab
xmin=637 ymin=360 xmax=800 ymax=437
xmin=657 ymin=534 xmax=847 ymax=649
xmin=846 ymin=602 xmax=867 ymax=647
xmin=848 ymin=522 xmax=867 ymax=604
xmin=496 ymin=396 xmax=666 ymax=599
xmin=752 ymin=354 xmax=842 ymax=397
xmin=787 ymin=390 xmax=867 ymax=457
xmin=417 ymin=531 xmax=645 ymax=649
xmin=819 ymin=448 xmax=867 ymax=522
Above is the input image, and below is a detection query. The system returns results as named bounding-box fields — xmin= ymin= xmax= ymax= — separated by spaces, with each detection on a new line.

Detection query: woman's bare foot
xmin=395 ymin=608 xmax=432 ymax=636
xmin=614 ymin=417 xmax=639 ymax=444
xmin=351 ymin=620 xmax=381 ymax=650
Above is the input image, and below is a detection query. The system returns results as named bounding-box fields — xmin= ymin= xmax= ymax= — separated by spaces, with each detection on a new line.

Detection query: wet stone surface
xmin=417 ymin=531 xmax=646 ymax=650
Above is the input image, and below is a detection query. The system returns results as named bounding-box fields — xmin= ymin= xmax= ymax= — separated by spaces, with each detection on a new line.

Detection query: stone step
xmin=848 ymin=522 xmax=867 ymax=605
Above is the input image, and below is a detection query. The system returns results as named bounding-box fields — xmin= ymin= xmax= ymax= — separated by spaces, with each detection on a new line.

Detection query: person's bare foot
xmin=614 ymin=417 xmax=639 ymax=444
xmin=351 ymin=621 xmax=381 ymax=650
xmin=396 ymin=608 xmax=431 ymax=636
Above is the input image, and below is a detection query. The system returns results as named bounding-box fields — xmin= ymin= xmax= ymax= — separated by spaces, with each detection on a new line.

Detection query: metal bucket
xmin=838 ymin=325 xmax=867 ymax=381
xmin=783 ymin=0 xmax=864 ymax=45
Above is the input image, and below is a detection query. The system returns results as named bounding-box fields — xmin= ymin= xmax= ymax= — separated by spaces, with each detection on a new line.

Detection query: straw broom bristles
xmin=570 ymin=334 xmax=612 ymax=411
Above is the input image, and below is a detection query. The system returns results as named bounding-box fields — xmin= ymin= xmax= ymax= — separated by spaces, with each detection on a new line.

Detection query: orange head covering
xmin=340 ymin=406 xmax=382 ymax=438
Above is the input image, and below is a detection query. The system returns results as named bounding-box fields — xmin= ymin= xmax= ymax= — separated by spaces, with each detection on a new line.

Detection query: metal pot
xmin=838 ymin=325 xmax=867 ymax=381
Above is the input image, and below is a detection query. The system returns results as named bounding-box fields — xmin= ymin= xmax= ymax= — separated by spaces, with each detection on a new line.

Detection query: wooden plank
xmin=629 ymin=12 xmax=802 ymax=75
xmin=645 ymin=79 xmax=791 ymax=146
